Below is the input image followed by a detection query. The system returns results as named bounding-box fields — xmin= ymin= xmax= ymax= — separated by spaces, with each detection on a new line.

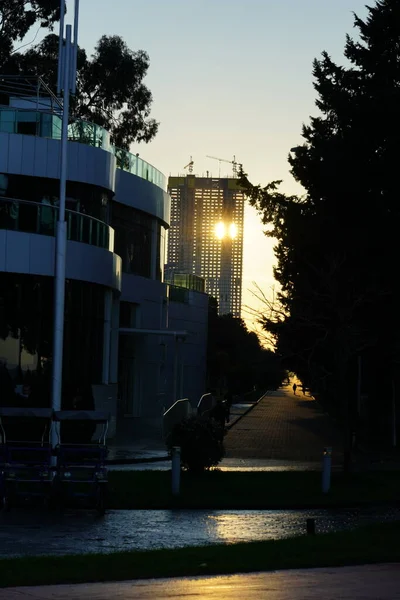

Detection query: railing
xmin=162 ymin=398 xmax=193 ymax=441
xmin=165 ymin=272 xmax=205 ymax=293
xmin=111 ymin=146 xmax=166 ymax=190
xmin=0 ymin=107 xmax=167 ymax=191
xmin=67 ymin=119 xmax=111 ymax=150
xmin=0 ymin=197 xmax=114 ymax=251
xmin=168 ymin=285 xmax=189 ymax=304
xmin=197 ymin=393 xmax=215 ymax=417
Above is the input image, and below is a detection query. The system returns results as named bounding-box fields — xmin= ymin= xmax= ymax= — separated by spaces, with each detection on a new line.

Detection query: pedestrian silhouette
xmin=292 ymin=383 xmax=297 ymax=395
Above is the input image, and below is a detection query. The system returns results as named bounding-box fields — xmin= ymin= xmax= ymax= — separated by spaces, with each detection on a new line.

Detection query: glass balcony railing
xmin=0 ymin=197 xmax=114 ymax=252
xmin=0 ymin=107 xmax=167 ymax=191
xmin=67 ymin=119 xmax=111 ymax=150
xmin=111 ymin=146 xmax=166 ymax=191
xmin=165 ymin=272 xmax=205 ymax=293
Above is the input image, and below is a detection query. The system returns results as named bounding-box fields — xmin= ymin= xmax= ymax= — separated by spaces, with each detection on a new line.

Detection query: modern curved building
xmin=0 ymin=91 xmax=208 ymax=440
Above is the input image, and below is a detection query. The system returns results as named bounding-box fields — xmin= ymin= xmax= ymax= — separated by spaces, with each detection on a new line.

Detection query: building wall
xmin=0 ymin=230 xmax=121 ymax=291
xmin=115 ymin=169 xmax=170 ymax=224
xmin=167 ymin=175 xmax=244 ymax=317
xmin=0 ymin=132 xmax=116 ymax=192
xmin=116 ymin=275 xmax=208 ymax=440
xmin=168 ymin=290 xmax=209 ymax=409
xmin=0 ymin=122 xmax=208 ymax=443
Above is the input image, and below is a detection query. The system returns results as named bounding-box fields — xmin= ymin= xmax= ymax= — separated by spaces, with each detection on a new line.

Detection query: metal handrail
xmin=162 ymin=398 xmax=192 ymax=441
xmin=0 ymin=196 xmax=114 ymax=251
xmin=197 ymin=393 xmax=215 ymax=417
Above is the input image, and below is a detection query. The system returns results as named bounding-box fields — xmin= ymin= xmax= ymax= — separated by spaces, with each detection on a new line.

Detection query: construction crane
xmin=206 ymin=155 xmax=241 ymax=177
xmin=184 ymin=156 xmax=194 ymax=173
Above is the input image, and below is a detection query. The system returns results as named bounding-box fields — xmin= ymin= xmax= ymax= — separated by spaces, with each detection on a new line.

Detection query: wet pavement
xmin=0 ymin=506 xmax=399 ymax=557
xmin=6 ymin=565 xmax=400 ymax=600
xmin=108 ymin=458 xmax=325 ymax=472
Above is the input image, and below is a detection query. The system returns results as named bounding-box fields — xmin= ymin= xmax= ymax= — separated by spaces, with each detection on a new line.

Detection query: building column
xmin=102 ymin=289 xmax=112 ymax=384
xmin=109 ymin=293 xmax=120 ymax=384
xmin=151 ymin=218 xmax=158 ymax=280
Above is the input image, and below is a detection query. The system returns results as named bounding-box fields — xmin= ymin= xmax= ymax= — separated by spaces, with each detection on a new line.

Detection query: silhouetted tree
xmin=240 ymin=0 xmax=400 ymax=468
xmin=207 ymin=297 xmax=284 ymax=394
xmin=0 ymin=0 xmax=60 ymax=68
xmin=1 ymin=7 xmax=159 ymax=148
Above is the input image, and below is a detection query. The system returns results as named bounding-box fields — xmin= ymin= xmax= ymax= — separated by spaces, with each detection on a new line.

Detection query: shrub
xmin=166 ymin=415 xmax=225 ymax=473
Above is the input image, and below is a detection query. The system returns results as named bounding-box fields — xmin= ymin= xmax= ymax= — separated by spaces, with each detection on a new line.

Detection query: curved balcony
xmin=111 ymin=146 xmax=166 ymax=191
xmin=0 ymin=197 xmax=114 ymax=252
xmin=0 ymin=107 xmax=166 ymax=191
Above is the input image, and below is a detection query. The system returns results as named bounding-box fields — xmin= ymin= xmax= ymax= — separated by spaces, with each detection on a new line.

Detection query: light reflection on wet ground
xmin=0 ymin=506 xmax=399 ymax=558
xmin=108 ymin=459 xmax=324 ymax=472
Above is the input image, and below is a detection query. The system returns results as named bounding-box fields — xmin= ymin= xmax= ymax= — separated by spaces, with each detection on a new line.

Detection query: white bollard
xmin=171 ymin=446 xmax=181 ymax=496
xmin=322 ymin=446 xmax=332 ymax=493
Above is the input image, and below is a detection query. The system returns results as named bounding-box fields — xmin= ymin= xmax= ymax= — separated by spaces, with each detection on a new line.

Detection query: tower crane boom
xmin=206 ymin=155 xmax=240 ymax=177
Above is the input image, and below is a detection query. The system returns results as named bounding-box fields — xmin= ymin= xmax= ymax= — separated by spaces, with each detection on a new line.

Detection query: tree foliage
xmin=1 ymin=7 xmax=159 ymax=148
xmin=207 ymin=298 xmax=285 ymax=393
xmin=0 ymin=0 xmax=59 ymax=68
xmin=240 ymin=0 xmax=400 ymax=452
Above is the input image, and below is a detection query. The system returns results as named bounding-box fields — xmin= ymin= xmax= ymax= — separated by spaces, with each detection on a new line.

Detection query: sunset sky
xmin=64 ymin=0 xmax=369 ymax=332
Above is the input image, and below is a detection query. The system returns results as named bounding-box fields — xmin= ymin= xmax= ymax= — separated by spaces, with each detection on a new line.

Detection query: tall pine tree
xmin=241 ymin=0 xmax=400 ymax=464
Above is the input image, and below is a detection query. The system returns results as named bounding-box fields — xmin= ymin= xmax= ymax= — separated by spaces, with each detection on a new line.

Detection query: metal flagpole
xmin=52 ymin=1 xmax=79 ymax=434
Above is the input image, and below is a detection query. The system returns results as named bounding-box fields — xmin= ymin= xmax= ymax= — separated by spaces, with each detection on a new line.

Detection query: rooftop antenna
xmin=184 ymin=156 xmax=194 ymax=174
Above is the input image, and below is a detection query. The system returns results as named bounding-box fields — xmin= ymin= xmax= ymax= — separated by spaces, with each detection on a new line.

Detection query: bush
xmin=166 ymin=415 xmax=225 ymax=473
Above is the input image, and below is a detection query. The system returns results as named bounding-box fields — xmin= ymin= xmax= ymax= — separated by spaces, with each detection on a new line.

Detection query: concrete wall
xmin=0 ymin=132 xmax=116 ymax=192
xmin=116 ymin=275 xmax=209 ymax=441
xmin=167 ymin=290 xmax=209 ymax=410
xmin=0 ymin=230 xmax=122 ymax=291
xmin=115 ymin=169 xmax=170 ymax=225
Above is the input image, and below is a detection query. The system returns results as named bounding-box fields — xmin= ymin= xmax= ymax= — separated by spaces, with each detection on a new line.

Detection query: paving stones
xmin=225 ymin=387 xmax=343 ymax=464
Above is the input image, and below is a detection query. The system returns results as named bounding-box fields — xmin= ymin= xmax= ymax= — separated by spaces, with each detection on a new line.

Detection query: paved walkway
xmin=225 ymin=386 xmax=343 ymax=464
xmin=3 ymin=564 xmax=400 ymax=599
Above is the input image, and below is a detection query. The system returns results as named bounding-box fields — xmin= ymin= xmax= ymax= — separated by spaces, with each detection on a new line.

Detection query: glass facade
xmin=157 ymin=223 xmax=166 ymax=281
xmin=0 ymin=197 xmax=112 ymax=250
xmin=0 ymin=107 xmax=166 ymax=191
xmin=0 ymin=273 xmax=105 ymax=407
xmin=0 ymin=173 xmax=110 ymax=223
xmin=111 ymin=203 xmax=153 ymax=278
xmin=165 ymin=272 xmax=205 ymax=293
xmin=0 ymin=173 xmax=113 ymax=251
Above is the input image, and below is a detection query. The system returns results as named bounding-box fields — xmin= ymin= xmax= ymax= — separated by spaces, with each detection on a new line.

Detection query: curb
xmin=106 ymin=454 xmax=170 ymax=466
xmin=226 ymin=390 xmax=270 ymax=431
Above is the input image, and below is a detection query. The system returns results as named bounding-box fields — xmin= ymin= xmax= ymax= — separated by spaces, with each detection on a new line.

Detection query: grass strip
xmin=1 ymin=521 xmax=400 ymax=588
xmin=107 ymin=470 xmax=400 ymax=509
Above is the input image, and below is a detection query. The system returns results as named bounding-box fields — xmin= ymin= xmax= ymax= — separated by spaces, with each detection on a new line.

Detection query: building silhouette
xmin=0 ymin=77 xmax=208 ymax=441
xmin=167 ymin=175 xmax=245 ymax=317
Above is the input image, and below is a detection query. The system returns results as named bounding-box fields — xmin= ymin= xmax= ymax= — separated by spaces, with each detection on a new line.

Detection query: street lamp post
xmin=51 ymin=0 xmax=79 ymax=432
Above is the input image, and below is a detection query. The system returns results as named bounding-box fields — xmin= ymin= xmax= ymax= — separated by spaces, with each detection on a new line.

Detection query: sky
xmin=62 ymin=0 xmax=369 ymax=333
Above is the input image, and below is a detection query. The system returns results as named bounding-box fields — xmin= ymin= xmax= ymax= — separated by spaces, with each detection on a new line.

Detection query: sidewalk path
xmin=224 ymin=386 xmax=343 ymax=464
xmin=3 ymin=564 xmax=399 ymax=599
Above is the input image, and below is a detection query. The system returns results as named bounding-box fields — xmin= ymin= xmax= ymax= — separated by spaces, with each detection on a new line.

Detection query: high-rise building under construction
xmin=166 ymin=175 xmax=245 ymax=317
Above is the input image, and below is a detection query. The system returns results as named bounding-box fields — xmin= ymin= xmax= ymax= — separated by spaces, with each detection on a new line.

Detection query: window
xmin=0 ymin=274 xmax=105 ymax=406
xmin=111 ymin=203 xmax=153 ymax=277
